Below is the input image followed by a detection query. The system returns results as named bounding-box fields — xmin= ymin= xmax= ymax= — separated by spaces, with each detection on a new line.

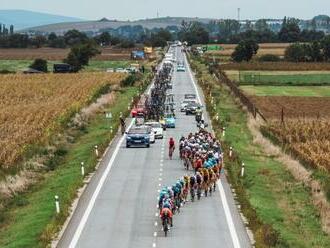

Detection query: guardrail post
xmin=229 ymin=147 xmax=233 ymax=158
xmin=81 ymin=162 xmax=85 ymax=176
xmin=55 ymin=195 xmax=60 ymax=214
xmin=94 ymin=145 xmax=99 ymax=157
xmin=241 ymin=163 xmax=245 ymax=177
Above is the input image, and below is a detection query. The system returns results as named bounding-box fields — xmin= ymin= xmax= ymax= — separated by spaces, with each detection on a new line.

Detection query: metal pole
xmin=55 ymin=195 xmax=60 ymax=214
xmin=81 ymin=162 xmax=85 ymax=176
xmin=241 ymin=163 xmax=245 ymax=177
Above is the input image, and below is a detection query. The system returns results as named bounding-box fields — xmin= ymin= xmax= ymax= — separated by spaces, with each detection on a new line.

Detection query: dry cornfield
xmin=0 ymin=72 xmax=125 ymax=169
xmin=266 ymin=119 xmax=330 ymax=172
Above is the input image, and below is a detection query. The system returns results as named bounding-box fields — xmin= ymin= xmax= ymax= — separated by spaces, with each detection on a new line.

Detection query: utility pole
xmin=237 ymin=8 xmax=241 ymax=22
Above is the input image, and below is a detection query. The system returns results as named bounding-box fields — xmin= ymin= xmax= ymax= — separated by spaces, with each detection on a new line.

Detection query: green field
xmin=240 ymin=85 xmax=330 ymax=97
xmin=0 ymin=60 xmax=132 ymax=72
xmin=226 ymin=70 xmax=330 ymax=85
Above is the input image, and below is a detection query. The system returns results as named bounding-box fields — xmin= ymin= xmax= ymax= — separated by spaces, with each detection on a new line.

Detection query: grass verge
xmin=0 ymin=85 xmax=143 ymax=248
xmin=190 ymin=57 xmax=330 ymax=248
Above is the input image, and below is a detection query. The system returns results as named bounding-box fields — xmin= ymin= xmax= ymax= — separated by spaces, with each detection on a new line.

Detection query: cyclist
xmin=169 ymin=137 xmax=175 ymax=160
xmin=160 ymin=207 xmax=173 ymax=227
xmin=119 ymin=113 xmax=126 ymax=135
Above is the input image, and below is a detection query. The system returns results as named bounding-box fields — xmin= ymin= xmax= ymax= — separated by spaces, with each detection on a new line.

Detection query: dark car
xmin=185 ymin=102 xmax=201 ymax=115
xmin=184 ymin=94 xmax=197 ymax=100
xmin=126 ymin=126 xmax=150 ymax=148
xmin=53 ymin=63 xmax=73 ymax=73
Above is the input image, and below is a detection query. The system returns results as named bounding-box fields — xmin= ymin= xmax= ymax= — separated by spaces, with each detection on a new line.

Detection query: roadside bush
xmin=258 ymin=54 xmax=281 ymax=62
xmin=0 ymin=69 xmax=15 ymax=74
xmin=120 ymin=73 xmax=142 ymax=87
xmin=29 ymin=58 xmax=48 ymax=72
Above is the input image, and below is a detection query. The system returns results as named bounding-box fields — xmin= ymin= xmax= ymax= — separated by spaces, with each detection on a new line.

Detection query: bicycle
xmin=169 ymin=146 xmax=175 ymax=160
xmin=190 ymin=185 xmax=196 ymax=202
xmin=197 ymin=184 xmax=202 ymax=200
xmin=163 ymin=217 xmax=169 ymax=237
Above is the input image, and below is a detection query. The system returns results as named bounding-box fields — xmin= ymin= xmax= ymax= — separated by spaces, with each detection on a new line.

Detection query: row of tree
xmin=0 ymin=24 xmax=14 ymax=36
xmin=231 ymin=36 xmax=330 ymax=63
xmin=0 ymin=29 xmax=137 ymax=49
xmin=284 ymin=37 xmax=330 ymax=62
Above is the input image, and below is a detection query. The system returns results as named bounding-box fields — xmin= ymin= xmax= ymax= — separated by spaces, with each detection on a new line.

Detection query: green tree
xmin=148 ymin=29 xmax=172 ymax=47
xmin=279 ymin=17 xmax=301 ymax=42
xmin=284 ymin=43 xmax=307 ymax=62
xmin=94 ymin=32 xmax=112 ymax=46
xmin=64 ymin=42 xmax=100 ymax=72
xmin=231 ymin=39 xmax=259 ymax=62
xmin=321 ymin=35 xmax=330 ymax=61
xmin=308 ymin=41 xmax=322 ymax=61
xmin=255 ymin=19 xmax=269 ymax=32
xmin=64 ymin=29 xmax=89 ymax=46
xmin=179 ymin=22 xmax=209 ymax=45
xmin=9 ymin=25 xmax=14 ymax=35
xmin=29 ymin=58 xmax=48 ymax=72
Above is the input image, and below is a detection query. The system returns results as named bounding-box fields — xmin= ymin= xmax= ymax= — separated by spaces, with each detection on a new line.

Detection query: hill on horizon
xmin=23 ymin=16 xmax=217 ymax=35
xmin=0 ymin=9 xmax=85 ymax=30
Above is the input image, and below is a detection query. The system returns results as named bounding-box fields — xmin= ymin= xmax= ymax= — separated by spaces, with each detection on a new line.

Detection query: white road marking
xmin=157 ymin=189 xmax=160 ymax=193
xmin=159 ymin=178 xmax=162 ymax=181
xmin=152 ymin=243 xmax=156 ymax=247
xmin=154 ymin=222 xmax=158 ymax=226
xmin=185 ymin=52 xmax=241 ymax=248
xmin=159 ymin=173 xmax=162 ymax=177
xmin=160 ymin=168 xmax=163 ymax=172
xmin=155 ymin=213 xmax=159 ymax=217
xmin=217 ymin=182 xmax=241 ymax=248
xmin=153 ymin=232 xmax=157 ymax=237
xmin=68 ymin=119 xmax=135 ymax=248
xmin=158 ymin=183 xmax=161 ymax=187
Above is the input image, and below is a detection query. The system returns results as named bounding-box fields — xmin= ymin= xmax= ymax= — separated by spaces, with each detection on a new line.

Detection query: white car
xmin=177 ymin=65 xmax=185 ymax=72
xmin=144 ymin=125 xmax=155 ymax=143
xmin=180 ymin=99 xmax=197 ymax=112
xmin=145 ymin=122 xmax=164 ymax=139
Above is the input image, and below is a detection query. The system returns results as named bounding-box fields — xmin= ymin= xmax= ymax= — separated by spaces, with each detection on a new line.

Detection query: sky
xmin=1 ymin=0 xmax=329 ymax=20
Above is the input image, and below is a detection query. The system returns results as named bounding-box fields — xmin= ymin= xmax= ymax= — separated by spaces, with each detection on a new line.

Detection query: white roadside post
xmin=81 ymin=162 xmax=85 ymax=176
xmin=216 ymin=113 xmax=219 ymax=121
xmin=222 ymin=127 xmax=226 ymax=137
xmin=55 ymin=195 xmax=60 ymax=214
xmin=110 ymin=125 xmax=113 ymax=134
xmin=241 ymin=162 xmax=245 ymax=177
xmin=127 ymin=103 xmax=130 ymax=110
xmin=229 ymin=147 xmax=233 ymax=158
xmin=94 ymin=145 xmax=99 ymax=157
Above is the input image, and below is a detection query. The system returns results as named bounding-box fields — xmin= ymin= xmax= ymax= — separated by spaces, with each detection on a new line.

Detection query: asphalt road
xmin=57 ymin=47 xmax=251 ymax=248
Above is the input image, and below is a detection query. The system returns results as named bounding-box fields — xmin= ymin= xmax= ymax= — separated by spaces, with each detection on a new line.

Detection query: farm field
xmin=250 ymin=96 xmax=330 ymax=118
xmin=220 ymin=62 xmax=330 ymax=71
xmin=265 ymin=119 xmax=330 ymax=173
xmin=0 ymin=60 xmax=133 ymax=72
xmin=241 ymin=85 xmax=330 ymax=97
xmin=226 ymin=70 xmax=330 ymax=85
xmin=0 ymin=72 xmax=125 ymax=170
xmin=202 ymin=43 xmax=290 ymax=62
xmin=0 ymin=47 xmax=139 ymax=61
xmin=205 ymin=43 xmax=289 ymax=56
